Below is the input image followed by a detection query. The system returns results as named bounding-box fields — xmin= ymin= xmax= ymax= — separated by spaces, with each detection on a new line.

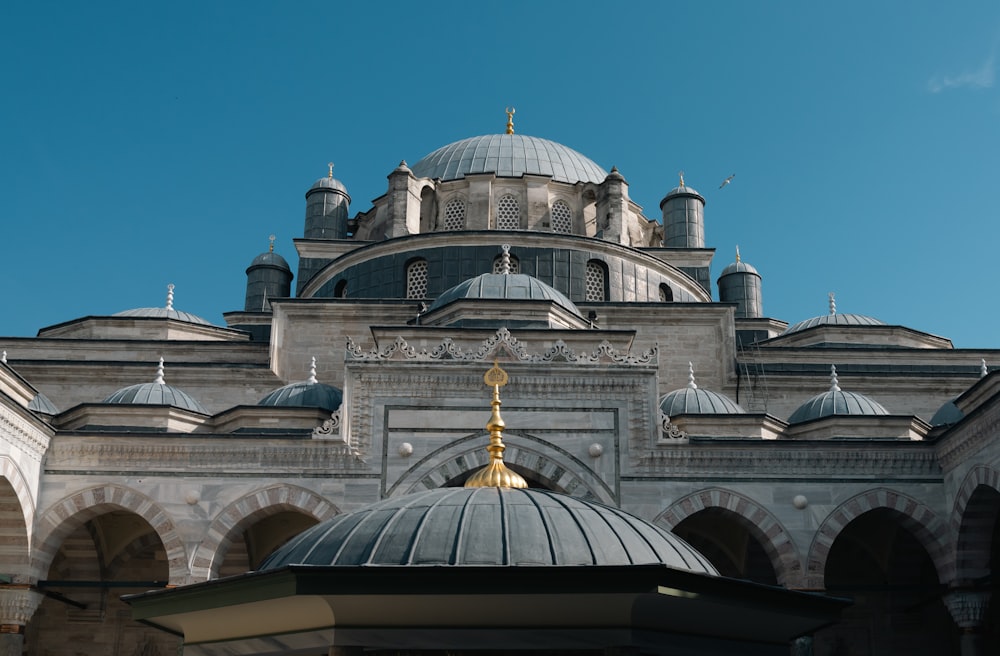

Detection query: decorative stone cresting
xmin=346 ymin=327 xmax=657 ymax=365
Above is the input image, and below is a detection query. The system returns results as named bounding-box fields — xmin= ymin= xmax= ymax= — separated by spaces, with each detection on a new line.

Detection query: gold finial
xmin=735 ymin=245 xmax=741 ymax=263
xmin=678 ymin=170 xmax=685 ymax=188
xmin=505 ymin=107 xmax=516 ymax=135
xmin=465 ymin=360 xmax=527 ymax=489
xmin=327 ymin=162 xmax=334 ymax=179
xmin=269 ymin=234 xmax=276 ymax=253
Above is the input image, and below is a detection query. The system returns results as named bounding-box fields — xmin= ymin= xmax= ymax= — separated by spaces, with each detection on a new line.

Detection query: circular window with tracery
xmin=406 ymin=260 xmax=429 ymax=298
xmin=551 ymin=200 xmax=572 ymax=233
xmin=444 ymin=198 xmax=466 ymax=231
xmin=585 ymin=261 xmax=606 ymax=301
xmin=496 ymin=194 xmax=520 ymax=230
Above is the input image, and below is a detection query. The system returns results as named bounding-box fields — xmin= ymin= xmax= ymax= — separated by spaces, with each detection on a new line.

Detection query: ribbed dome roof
xmin=248 ymin=251 xmax=290 ymax=270
xmin=429 ymin=273 xmax=582 ymax=317
xmin=114 ymin=284 xmax=213 ymax=326
xmin=788 ymin=366 xmax=888 ymax=424
xmin=258 ymin=487 xmax=717 ymax=574
xmin=259 ymin=381 xmax=343 ymax=412
xmin=782 ymin=293 xmax=884 ymax=335
xmin=660 ymin=363 xmax=745 ymax=416
xmin=410 ymin=134 xmax=608 ymax=185
xmin=28 ymin=392 xmax=59 ymax=415
xmin=663 ymin=183 xmax=704 ymax=200
xmin=102 ymin=359 xmax=208 ymax=414
xmin=308 ymin=175 xmax=348 ymax=195
xmin=720 ymin=261 xmax=759 ymax=277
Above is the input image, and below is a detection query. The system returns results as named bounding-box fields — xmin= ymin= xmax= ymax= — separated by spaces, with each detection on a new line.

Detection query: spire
xmin=154 ymin=357 xmax=166 ymax=385
xmin=829 ymin=364 xmax=841 ymax=392
xmin=505 ymin=107 xmax=515 ymax=135
xmin=327 ymin=162 xmax=334 ymax=179
xmin=686 ymin=362 xmax=698 ymax=389
xmin=678 ymin=170 xmax=685 ymax=188
xmin=982 ymin=359 xmax=989 ymax=378
xmin=166 ymin=284 xmax=175 ymax=311
xmin=268 ymin=234 xmax=276 ymax=253
xmin=308 ymin=357 xmax=318 ymax=384
xmin=465 ymin=361 xmax=528 ymax=489
xmin=499 ymin=244 xmax=512 ymax=274
xmin=828 ymin=292 xmax=836 ymax=316
xmin=735 ymin=245 xmax=741 ymax=263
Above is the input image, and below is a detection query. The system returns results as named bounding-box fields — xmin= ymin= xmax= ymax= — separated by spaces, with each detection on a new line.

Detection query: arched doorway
xmin=216 ymin=510 xmax=320 ymax=577
xmin=672 ymin=507 xmax=778 ymax=585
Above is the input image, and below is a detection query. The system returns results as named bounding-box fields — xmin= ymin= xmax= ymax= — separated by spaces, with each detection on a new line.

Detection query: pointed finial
xmin=678 ymin=171 xmax=685 ymax=188
xmin=154 ymin=357 xmax=166 ymax=385
xmin=829 ymin=364 xmax=841 ymax=392
xmin=687 ymin=362 xmax=698 ymax=389
xmin=327 ymin=162 xmax=334 ymax=179
xmin=499 ymin=244 xmax=512 ymax=274
xmin=166 ymin=284 xmax=175 ymax=311
xmin=828 ymin=292 xmax=836 ymax=316
xmin=268 ymin=234 xmax=276 ymax=253
xmin=505 ymin=107 xmax=515 ymax=135
xmin=982 ymin=359 xmax=989 ymax=378
xmin=1 ymin=351 xmax=6 ymax=364
xmin=735 ymin=245 xmax=741 ymax=263
xmin=465 ymin=360 xmax=527 ymax=489
xmin=308 ymin=357 xmax=318 ymax=384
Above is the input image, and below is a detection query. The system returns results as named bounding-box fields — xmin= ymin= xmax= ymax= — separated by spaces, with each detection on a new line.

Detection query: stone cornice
xmin=0 ymin=404 xmax=51 ymax=462
xmin=936 ymin=393 xmax=1000 ymax=471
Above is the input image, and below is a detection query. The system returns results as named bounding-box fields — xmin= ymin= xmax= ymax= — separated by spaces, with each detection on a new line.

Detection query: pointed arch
xmin=806 ymin=487 xmax=951 ymax=589
xmin=31 ymin=484 xmax=188 ymax=584
xmin=189 ymin=484 xmax=340 ymax=582
xmin=655 ymin=488 xmax=801 ymax=587
xmin=952 ymin=465 xmax=1000 ymax=583
xmin=0 ymin=458 xmax=34 ymax=583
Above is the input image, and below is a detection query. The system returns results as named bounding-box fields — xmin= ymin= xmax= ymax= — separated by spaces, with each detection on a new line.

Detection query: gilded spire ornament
xmin=505 ymin=107 xmax=515 ymax=135
xmin=465 ymin=360 xmax=528 ymax=489
xmin=327 ymin=162 xmax=334 ymax=179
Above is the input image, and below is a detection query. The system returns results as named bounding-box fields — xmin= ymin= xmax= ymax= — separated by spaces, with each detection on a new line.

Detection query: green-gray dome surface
xmin=429 ymin=272 xmax=582 ymax=316
xmin=720 ymin=260 xmax=760 ymax=277
xmin=249 ymin=251 xmax=290 ymax=270
xmin=258 ymin=487 xmax=717 ymax=573
xmin=783 ymin=313 xmax=886 ymax=335
xmin=103 ymin=382 xmax=208 ymax=414
xmin=113 ymin=307 xmax=214 ymax=326
xmin=930 ymin=398 xmax=964 ymax=427
xmin=660 ymin=388 xmax=745 ymax=416
xmin=787 ymin=368 xmax=889 ymax=424
xmin=258 ymin=380 xmax=343 ymax=413
xmin=28 ymin=393 xmax=59 ymax=415
xmin=410 ymin=134 xmax=608 ymax=185
xmin=308 ymin=175 xmax=348 ymax=195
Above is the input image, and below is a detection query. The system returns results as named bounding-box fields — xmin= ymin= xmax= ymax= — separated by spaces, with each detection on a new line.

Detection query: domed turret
xmin=718 ymin=246 xmax=763 ymax=318
xmin=788 ymin=365 xmax=888 ymax=424
xmin=930 ymin=359 xmax=989 ymax=427
xmin=102 ymin=358 xmax=208 ymax=414
xmin=304 ymin=163 xmax=351 ymax=239
xmin=258 ymin=357 xmax=343 ymax=413
xmin=782 ymin=293 xmax=885 ymax=335
xmin=244 ymin=235 xmax=293 ymax=312
xmin=660 ymin=172 xmax=705 ymax=248
xmin=660 ymin=363 xmax=745 ymax=415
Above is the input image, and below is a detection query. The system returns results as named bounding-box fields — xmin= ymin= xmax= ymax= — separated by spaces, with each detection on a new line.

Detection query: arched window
xmin=406 ymin=259 xmax=429 ymax=299
xmin=443 ymin=198 xmax=466 ymax=231
xmin=659 ymin=283 xmax=673 ymax=302
xmin=551 ymin=200 xmax=572 ymax=234
xmin=585 ymin=260 xmax=607 ymax=301
xmin=492 ymin=254 xmax=519 ymax=274
xmin=496 ymin=194 xmax=520 ymax=230
xmin=334 ymin=279 xmax=348 ymax=298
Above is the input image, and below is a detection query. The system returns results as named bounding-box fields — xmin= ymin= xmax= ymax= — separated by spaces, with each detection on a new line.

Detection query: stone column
xmin=790 ymin=635 xmax=813 ymax=656
xmin=943 ymin=589 xmax=992 ymax=656
xmin=0 ymin=587 xmax=43 ymax=656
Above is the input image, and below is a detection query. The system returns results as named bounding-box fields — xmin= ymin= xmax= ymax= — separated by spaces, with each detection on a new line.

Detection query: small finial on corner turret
xmin=505 ymin=107 xmax=516 ymax=135
xmin=678 ymin=170 xmax=685 ymax=188
xmin=735 ymin=245 xmax=741 ymax=263
xmin=327 ymin=162 xmax=334 ymax=179
xmin=269 ymin=234 xmax=276 ymax=253
xmin=166 ymin=284 xmax=175 ymax=311
xmin=828 ymin=292 xmax=836 ymax=316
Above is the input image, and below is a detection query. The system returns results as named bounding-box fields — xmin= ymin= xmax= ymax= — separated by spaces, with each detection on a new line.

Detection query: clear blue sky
xmin=2 ymin=1 xmax=998 ymax=348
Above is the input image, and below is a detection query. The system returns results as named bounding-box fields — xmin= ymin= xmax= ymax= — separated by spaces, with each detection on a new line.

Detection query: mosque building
xmin=1 ymin=112 xmax=999 ymax=655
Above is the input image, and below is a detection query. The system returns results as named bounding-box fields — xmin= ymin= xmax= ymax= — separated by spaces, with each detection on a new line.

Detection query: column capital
xmin=0 ymin=587 xmax=43 ymax=627
xmin=943 ymin=589 xmax=992 ymax=630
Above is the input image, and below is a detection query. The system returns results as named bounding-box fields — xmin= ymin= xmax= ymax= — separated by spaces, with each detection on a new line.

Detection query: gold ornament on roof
xmin=505 ymin=107 xmax=516 ymax=135
xmin=327 ymin=162 xmax=335 ymax=179
xmin=465 ymin=360 xmax=527 ymax=489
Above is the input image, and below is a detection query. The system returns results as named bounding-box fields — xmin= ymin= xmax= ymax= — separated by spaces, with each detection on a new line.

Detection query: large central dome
xmin=411 ymin=134 xmax=608 ymax=185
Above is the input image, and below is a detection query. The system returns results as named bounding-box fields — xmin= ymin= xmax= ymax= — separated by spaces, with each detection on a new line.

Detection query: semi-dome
xmin=103 ymin=359 xmax=208 ymax=414
xmin=259 ymin=486 xmax=717 ymax=574
xmin=114 ymin=284 xmax=213 ymax=326
xmin=930 ymin=399 xmax=963 ymax=427
xmin=258 ymin=358 xmax=342 ymax=413
xmin=410 ymin=134 xmax=608 ymax=185
xmin=28 ymin=392 xmax=59 ymax=415
xmin=660 ymin=363 xmax=745 ymax=415
xmin=782 ymin=293 xmax=884 ymax=335
xmin=788 ymin=365 xmax=888 ymax=424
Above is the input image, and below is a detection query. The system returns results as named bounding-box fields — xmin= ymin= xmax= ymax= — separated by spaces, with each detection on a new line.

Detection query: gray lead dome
xmin=411 ymin=134 xmax=608 ymax=185
xmin=259 ymin=487 xmax=717 ymax=573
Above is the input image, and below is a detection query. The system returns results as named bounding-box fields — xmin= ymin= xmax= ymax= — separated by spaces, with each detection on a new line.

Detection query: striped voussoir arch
xmin=188 ymin=484 xmax=340 ymax=583
xmin=951 ymin=465 xmax=1000 ymax=584
xmin=654 ymin=487 xmax=802 ymax=587
xmin=0 ymin=458 xmax=34 ymax=583
xmin=31 ymin=484 xmax=188 ymax=585
xmin=806 ymin=487 xmax=951 ymax=589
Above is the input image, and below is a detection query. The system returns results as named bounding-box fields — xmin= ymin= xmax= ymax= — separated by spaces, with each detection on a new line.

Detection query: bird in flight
xmin=719 ymin=174 xmax=735 ymax=189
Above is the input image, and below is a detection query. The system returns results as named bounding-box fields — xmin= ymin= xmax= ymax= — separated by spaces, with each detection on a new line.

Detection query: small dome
xmin=258 ymin=358 xmax=342 ymax=413
xmin=782 ymin=293 xmax=884 ymax=335
xmin=248 ymin=251 xmax=290 ymax=270
xmin=258 ymin=486 xmax=717 ymax=574
xmin=660 ymin=363 xmax=745 ymax=415
xmin=720 ymin=260 xmax=759 ymax=276
xmin=930 ymin=399 xmax=963 ymax=427
xmin=102 ymin=359 xmax=208 ymax=414
xmin=788 ymin=366 xmax=888 ymax=424
xmin=411 ymin=134 xmax=608 ymax=185
xmin=429 ymin=250 xmax=581 ymax=317
xmin=28 ymin=392 xmax=59 ymax=415
xmin=114 ymin=284 xmax=213 ymax=326
xmin=308 ymin=175 xmax=348 ymax=195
